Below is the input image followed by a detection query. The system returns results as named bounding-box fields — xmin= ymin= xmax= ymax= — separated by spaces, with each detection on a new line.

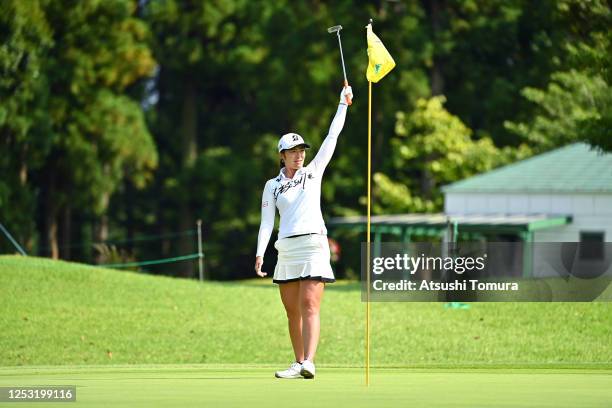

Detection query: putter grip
xmin=343 ymin=80 xmax=352 ymax=106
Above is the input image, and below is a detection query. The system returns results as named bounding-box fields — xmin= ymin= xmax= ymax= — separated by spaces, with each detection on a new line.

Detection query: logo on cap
xmin=278 ymin=133 xmax=311 ymax=152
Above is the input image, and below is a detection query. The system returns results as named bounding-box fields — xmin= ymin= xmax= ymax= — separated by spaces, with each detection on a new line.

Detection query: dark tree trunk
xmin=422 ymin=0 xmax=445 ymax=198
xmin=177 ymin=79 xmax=198 ymax=277
xmin=41 ymin=164 xmax=59 ymax=259
xmin=93 ymin=191 xmax=110 ymax=264
xmin=70 ymin=209 xmax=84 ymax=263
xmin=93 ymin=214 xmax=109 ymax=264
xmin=19 ymin=162 xmax=27 ymax=185
xmin=420 ymin=166 xmax=436 ymax=198
xmin=182 ymin=82 xmax=198 ymax=168
xmin=125 ymin=181 xmax=135 ymax=253
xmin=45 ymin=212 xmax=59 ymax=259
xmin=19 ymin=145 xmax=32 ymax=252
xmin=59 ymin=205 xmax=72 ymax=260
xmin=425 ymin=0 xmax=446 ymax=95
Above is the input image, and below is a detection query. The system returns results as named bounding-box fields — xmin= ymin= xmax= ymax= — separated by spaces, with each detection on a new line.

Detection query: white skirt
xmin=273 ymin=234 xmax=335 ymax=284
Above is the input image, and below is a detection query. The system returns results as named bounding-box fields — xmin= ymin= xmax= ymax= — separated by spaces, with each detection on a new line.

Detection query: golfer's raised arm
xmin=309 ymin=87 xmax=352 ymax=175
xmin=256 ymin=180 xmax=275 ymax=258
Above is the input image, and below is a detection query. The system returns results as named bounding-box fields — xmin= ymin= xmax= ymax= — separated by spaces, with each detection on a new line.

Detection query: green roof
xmin=443 ymin=143 xmax=612 ymax=193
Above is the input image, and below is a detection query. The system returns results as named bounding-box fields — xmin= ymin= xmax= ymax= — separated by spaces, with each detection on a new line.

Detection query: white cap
xmin=278 ymin=133 xmax=311 ymax=152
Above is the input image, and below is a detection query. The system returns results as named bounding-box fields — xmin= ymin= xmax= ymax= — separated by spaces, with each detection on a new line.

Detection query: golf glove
xmin=340 ymin=86 xmax=353 ymax=104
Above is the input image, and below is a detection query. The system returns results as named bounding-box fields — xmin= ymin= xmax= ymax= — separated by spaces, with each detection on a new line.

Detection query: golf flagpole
xmin=366 ymin=79 xmax=372 ymax=386
xmin=364 ymin=19 xmax=396 ymax=387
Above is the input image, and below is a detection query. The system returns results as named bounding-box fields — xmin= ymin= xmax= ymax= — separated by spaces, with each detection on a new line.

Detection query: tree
xmin=144 ymin=0 xmax=362 ymax=277
xmin=373 ymin=96 xmax=529 ymax=214
xmin=3 ymin=0 xmax=606 ymax=279
xmin=504 ymin=70 xmax=610 ymax=151
xmin=0 ymin=0 xmax=52 ymax=252
xmin=505 ymin=0 xmax=611 ymax=152
xmin=417 ymin=0 xmax=566 ymax=146
xmin=35 ymin=0 xmax=157 ymax=258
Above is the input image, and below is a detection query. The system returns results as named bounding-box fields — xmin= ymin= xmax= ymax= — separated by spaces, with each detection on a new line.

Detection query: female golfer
xmin=255 ymin=86 xmax=353 ymax=379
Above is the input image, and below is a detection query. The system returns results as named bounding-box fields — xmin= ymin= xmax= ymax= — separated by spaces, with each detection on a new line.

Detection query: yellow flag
xmin=366 ymin=23 xmax=396 ymax=83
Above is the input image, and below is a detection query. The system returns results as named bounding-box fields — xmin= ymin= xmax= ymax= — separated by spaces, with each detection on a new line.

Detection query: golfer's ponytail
xmin=279 ymin=159 xmax=284 ymax=169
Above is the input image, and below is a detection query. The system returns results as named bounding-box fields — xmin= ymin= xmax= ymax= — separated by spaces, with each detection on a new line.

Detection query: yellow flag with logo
xmin=366 ymin=23 xmax=396 ymax=83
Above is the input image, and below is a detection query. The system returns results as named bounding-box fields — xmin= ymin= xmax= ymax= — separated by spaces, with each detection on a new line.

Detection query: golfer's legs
xmin=300 ymin=280 xmax=324 ymax=361
xmin=279 ymin=281 xmax=304 ymax=362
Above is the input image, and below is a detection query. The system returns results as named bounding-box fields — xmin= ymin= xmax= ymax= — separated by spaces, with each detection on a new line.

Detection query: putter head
xmin=327 ymin=25 xmax=342 ymax=34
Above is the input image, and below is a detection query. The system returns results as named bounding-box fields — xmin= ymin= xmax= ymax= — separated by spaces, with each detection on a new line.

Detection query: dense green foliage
xmin=505 ymin=0 xmax=612 ymax=152
xmin=0 ymin=1 xmax=609 ymax=278
xmin=1 ymin=256 xmax=611 ymax=367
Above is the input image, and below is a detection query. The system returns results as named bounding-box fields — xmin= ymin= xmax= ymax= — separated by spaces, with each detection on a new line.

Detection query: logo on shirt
xmin=273 ymin=174 xmax=305 ymax=199
xmin=272 ymin=170 xmax=317 ymax=200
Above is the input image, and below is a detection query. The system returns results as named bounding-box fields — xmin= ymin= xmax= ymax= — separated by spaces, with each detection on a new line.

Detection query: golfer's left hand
xmin=340 ymin=86 xmax=353 ymax=104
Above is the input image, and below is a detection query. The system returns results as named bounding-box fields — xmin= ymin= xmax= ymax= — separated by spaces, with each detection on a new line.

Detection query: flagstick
xmin=366 ymin=79 xmax=372 ymax=386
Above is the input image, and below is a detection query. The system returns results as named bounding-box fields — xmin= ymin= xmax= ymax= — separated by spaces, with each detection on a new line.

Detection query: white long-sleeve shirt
xmin=256 ymin=103 xmax=348 ymax=257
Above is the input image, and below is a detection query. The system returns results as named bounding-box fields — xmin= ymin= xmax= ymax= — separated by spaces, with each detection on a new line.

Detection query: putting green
xmin=0 ymin=365 xmax=610 ymax=407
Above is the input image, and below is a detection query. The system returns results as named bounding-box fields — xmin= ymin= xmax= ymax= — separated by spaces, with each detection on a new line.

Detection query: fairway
xmin=2 ymin=257 xmax=611 ymax=407
xmin=1 ymin=365 xmax=611 ymax=407
xmin=2 ymin=256 xmax=611 ymax=368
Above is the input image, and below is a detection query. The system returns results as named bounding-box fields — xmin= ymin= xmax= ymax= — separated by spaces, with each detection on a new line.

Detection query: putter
xmin=327 ymin=25 xmax=352 ymax=105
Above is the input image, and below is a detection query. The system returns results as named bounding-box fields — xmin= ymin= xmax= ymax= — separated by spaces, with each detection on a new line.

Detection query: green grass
xmin=0 ymin=365 xmax=611 ymax=408
xmin=1 ymin=256 xmax=611 ymax=407
xmin=1 ymin=255 xmax=611 ymax=368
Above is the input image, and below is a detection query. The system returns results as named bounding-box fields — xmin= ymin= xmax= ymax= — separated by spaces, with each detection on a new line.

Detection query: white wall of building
xmin=444 ymin=192 xmax=612 ymax=242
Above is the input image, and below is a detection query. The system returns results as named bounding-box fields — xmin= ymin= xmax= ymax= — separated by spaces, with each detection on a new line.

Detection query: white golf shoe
xmin=300 ymin=359 xmax=315 ymax=379
xmin=274 ymin=362 xmax=303 ymax=379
